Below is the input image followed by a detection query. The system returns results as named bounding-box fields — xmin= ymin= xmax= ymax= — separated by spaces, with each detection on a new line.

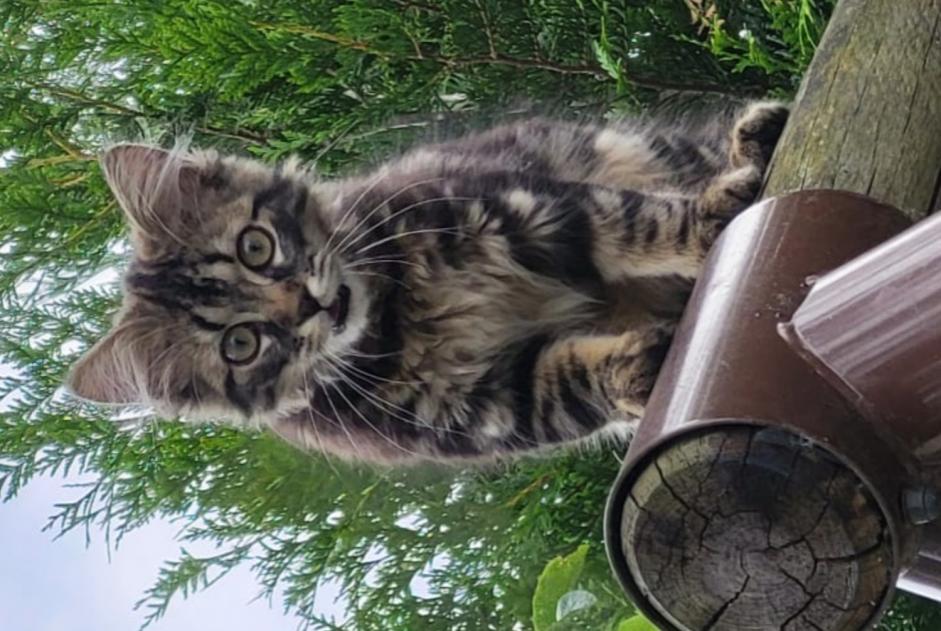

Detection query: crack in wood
xmin=622 ymin=427 xmax=892 ymax=630
xmin=702 ymin=575 xmax=751 ymax=630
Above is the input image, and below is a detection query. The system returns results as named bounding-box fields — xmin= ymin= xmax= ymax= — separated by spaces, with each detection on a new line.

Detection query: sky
xmin=0 ymin=359 xmax=344 ymax=630
xmin=0 ymin=472 xmax=317 ymax=631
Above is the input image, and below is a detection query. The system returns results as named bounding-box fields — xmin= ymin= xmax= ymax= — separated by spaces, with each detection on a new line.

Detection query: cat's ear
xmin=66 ymin=320 xmax=151 ymax=405
xmin=100 ymin=144 xmax=202 ymax=249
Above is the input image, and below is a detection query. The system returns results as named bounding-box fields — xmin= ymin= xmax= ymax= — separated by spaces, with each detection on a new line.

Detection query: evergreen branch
xmin=250 ymin=22 xmax=387 ymax=56
xmin=504 ymin=473 xmax=551 ymax=508
xmin=472 ymin=0 xmax=499 ymax=60
xmin=27 ymin=153 xmax=96 ymax=168
xmin=250 ymin=22 xmax=746 ymax=95
xmin=50 ymin=172 xmax=93 ymax=188
xmin=309 ymin=615 xmax=347 ymax=631
xmin=443 ymin=53 xmax=606 ymax=77
xmin=22 ymin=81 xmax=269 ymax=144
xmin=45 ymin=128 xmax=89 ymax=160
xmin=445 ymin=55 xmax=747 ymax=95
xmin=0 ymin=200 xmax=117 ymax=299
xmin=391 ymin=0 xmax=443 ymax=13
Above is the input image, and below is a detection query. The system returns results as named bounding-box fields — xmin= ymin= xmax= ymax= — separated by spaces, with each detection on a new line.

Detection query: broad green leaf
xmin=532 ymin=543 xmax=589 ymax=631
xmin=618 ymin=614 xmax=658 ymax=631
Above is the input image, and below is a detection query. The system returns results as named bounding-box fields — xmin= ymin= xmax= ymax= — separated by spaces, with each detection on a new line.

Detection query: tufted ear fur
xmin=101 ymin=144 xmax=205 ymax=257
xmin=66 ymin=317 xmax=154 ymax=405
xmin=66 ymin=306 xmax=199 ymax=407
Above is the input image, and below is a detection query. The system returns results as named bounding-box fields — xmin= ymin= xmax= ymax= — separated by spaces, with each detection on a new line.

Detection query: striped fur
xmin=68 ymin=101 xmax=788 ymax=464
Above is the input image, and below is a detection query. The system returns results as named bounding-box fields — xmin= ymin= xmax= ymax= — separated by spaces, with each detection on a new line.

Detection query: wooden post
xmin=607 ymin=1 xmax=941 ymax=629
xmin=764 ymin=0 xmax=941 ymax=215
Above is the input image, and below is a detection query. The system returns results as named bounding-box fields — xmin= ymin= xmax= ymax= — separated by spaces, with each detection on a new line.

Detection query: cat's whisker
xmin=298 ymin=364 xmax=342 ymax=477
xmin=324 ymin=354 xmax=394 ymax=391
xmin=342 ymin=348 xmax=402 ymax=360
xmin=341 ymin=375 xmax=476 ymax=441
xmin=339 ymin=194 xmax=477 ymax=256
xmin=344 ymin=257 xmax=423 ymax=270
xmin=187 ymin=373 xmax=203 ymax=408
xmin=317 ymin=372 xmax=369 ymax=461
xmin=325 ymin=356 xmax=475 ymax=439
xmin=325 ymin=355 xmax=425 ymax=411
xmin=331 ymin=177 xmax=448 ymax=257
xmin=298 ymin=368 xmax=323 ymax=448
xmin=338 ymin=193 xmax=475 ymax=256
xmin=352 ymin=227 xmax=465 ymax=257
xmin=321 ymin=170 xmax=388 ymax=258
xmin=334 ymin=381 xmax=429 ymax=436
xmin=324 ymin=350 xmax=418 ymax=387
xmin=321 ymin=360 xmax=424 ymax=458
xmin=324 ymin=378 xmax=419 ymax=456
xmin=326 ymin=174 xmax=414 ymax=257
xmin=347 ymin=269 xmax=412 ymax=291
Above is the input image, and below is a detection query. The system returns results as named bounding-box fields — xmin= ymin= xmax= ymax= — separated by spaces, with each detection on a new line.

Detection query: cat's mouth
xmin=326 ymin=284 xmax=351 ymax=333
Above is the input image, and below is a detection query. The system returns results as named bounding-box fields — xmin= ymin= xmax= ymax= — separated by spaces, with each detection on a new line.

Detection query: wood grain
xmin=764 ymin=0 xmax=941 ymax=220
xmin=623 ymin=428 xmax=892 ymax=630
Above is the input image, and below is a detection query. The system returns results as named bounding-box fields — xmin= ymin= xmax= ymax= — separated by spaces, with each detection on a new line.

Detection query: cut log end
xmin=617 ymin=426 xmax=894 ymax=631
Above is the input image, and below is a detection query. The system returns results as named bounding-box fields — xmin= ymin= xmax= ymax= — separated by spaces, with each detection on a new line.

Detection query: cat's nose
xmin=263 ymin=280 xmax=321 ymax=327
xmin=296 ymin=291 xmax=323 ymax=324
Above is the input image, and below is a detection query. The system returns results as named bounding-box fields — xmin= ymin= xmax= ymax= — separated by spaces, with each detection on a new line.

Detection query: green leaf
xmin=591 ymin=40 xmax=622 ymax=82
xmin=532 ymin=543 xmax=590 ymax=631
xmin=617 ymin=614 xmax=658 ymax=631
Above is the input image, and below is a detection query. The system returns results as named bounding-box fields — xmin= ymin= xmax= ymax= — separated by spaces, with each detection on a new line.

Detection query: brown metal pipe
xmin=783 ymin=207 xmax=941 ymax=605
xmin=784 ymin=209 xmax=941 ymax=464
xmin=606 ymin=191 xmax=915 ymax=630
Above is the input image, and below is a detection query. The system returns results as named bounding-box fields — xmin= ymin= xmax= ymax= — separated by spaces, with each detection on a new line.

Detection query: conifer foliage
xmin=1 ymin=1 xmax=935 ymax=629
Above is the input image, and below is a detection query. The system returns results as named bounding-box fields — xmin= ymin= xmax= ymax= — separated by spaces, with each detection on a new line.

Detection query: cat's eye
xmin=221 ymin=323 xmax=261 ymax=365
xmin=236 ymin=226 xmax=275 ymax=270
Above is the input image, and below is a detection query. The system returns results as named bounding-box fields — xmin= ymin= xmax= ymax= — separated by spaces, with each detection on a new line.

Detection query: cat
xmin=67 ymin=101 xmax=788 ymax=464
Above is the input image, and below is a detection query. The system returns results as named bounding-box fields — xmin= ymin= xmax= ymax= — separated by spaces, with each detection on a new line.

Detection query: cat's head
xmin=67 ymin=144 xmax=373 ymax=423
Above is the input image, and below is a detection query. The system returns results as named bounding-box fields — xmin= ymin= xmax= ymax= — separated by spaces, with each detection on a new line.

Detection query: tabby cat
xmin=68 ymin=101 xmax=788 ymax=463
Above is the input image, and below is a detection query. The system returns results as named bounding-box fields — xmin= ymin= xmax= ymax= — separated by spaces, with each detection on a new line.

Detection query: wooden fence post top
xmin=621 ymin=426 xmax=893 ymax=630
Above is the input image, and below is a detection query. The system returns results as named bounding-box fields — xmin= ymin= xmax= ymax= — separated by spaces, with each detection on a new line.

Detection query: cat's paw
xmin=730 ymin=101 xmax=789 ymax=170
xmin=699 ymin=164 xmax=763 ymax=220
xmin=612 ymin=324 xmax=674 ymax=414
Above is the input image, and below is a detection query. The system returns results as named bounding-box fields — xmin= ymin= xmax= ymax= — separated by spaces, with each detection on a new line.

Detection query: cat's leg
xmin=493 ymin=323 xmax=672 ymax=453
xmin=697 ymin=101 xmax=789 ymax=220
xmin=588 ymin=185 xmax=744 ymax=280
xmin=590 ymin=102 xmax=788 ymax=280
